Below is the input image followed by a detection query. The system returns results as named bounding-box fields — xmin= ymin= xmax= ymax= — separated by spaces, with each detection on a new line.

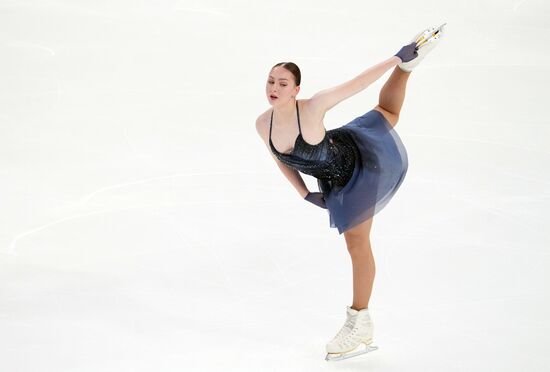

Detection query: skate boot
xmin=398 ymin=23 xmax=446 ymax=72
xmin=325 ymin=306 xmax=378 ymax=361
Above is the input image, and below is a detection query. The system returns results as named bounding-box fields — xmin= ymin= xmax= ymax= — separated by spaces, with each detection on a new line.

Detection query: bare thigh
xmin=343 ymin=217 xmax=374 ymax=248
xmin=373 ymin=105 xmax=398 ymax=128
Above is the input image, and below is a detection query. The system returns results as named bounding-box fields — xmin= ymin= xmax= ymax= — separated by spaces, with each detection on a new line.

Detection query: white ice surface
xmin=1 ymin=1 xmax=549 ymax=371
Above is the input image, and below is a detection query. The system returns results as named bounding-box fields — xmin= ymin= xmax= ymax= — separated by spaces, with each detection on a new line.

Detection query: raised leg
xmin=343 ymin=217 xmax=375 ymax=310
xmin=374 ymin=66 xmax=412 ymax=127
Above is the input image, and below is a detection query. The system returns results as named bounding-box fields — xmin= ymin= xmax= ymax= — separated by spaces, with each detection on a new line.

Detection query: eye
xmin=281 ymin=84 xmax=287 ymax=87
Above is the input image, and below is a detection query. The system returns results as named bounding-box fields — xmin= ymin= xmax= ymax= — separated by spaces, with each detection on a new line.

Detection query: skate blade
xmin=325 ymin=344 xmax=378 ymax=362
xmin=416 ymin=23 xmax=446 ymax=48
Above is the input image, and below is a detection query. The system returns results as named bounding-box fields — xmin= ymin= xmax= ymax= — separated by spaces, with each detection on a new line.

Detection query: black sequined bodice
xmin=269 ymin=101 xmax=358 ymax=187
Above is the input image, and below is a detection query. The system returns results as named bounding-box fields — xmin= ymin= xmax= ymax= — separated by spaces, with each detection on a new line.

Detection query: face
xmin=266 ymin=66 xmax=300 ymax=106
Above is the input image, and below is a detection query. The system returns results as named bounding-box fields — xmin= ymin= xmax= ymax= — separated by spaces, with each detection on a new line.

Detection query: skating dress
xmin=269 ymin=101 xmax=408 ymax=234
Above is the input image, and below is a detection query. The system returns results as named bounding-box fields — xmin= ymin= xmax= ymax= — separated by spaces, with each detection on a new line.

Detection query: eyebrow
xmin=268 ymin=76 xmax=289 ymax=81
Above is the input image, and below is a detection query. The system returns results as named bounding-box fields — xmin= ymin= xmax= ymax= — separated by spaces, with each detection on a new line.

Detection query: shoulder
xmin=255 ymin=108 xmax=272 ymax=145
xmin=255 ymin=109 xmax=270 ymax=129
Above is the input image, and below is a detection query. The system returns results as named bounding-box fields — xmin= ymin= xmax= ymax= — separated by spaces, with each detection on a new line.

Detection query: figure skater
xmin=255 ymin=24 xmax=445 ymax=361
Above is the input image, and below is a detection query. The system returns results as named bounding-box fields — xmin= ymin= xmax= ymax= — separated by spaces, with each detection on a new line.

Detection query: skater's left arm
xmin=309 ymin=56 xmax=401 ymax=114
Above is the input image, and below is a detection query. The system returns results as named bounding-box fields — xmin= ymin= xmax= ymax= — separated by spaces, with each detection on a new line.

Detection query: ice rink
xmin=1 ymin=1 xmax=549 ymax=371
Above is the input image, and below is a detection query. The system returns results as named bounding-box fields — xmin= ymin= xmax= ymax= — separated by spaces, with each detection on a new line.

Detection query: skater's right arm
xmin=256 ymin=117 xmax=310 ymax=199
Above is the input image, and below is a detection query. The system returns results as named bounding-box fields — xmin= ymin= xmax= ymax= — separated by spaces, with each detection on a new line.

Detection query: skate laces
xmin=333 ymin=314 xmax=373 ymax=345
xmin=332 ymin=317 xmax=356 ymax=342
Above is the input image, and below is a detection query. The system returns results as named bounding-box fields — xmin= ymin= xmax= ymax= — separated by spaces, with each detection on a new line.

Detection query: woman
xmin=255 ymin=25 xmax=445 ymax=361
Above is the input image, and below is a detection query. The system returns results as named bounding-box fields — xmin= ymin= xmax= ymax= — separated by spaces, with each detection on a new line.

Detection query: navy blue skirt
xmin=317 ymin=109 xmax=408 ymax=234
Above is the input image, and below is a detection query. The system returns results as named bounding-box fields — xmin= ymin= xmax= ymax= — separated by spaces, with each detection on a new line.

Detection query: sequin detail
xmin=269 ymin=101 xmax=358 ymax=188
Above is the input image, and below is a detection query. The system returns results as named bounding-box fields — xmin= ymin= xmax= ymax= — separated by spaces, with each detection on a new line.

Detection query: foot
xmin=398 ymin=23 xmax=446 ymax=72
xmin=325 ymin=306 xmax=374 ymax=355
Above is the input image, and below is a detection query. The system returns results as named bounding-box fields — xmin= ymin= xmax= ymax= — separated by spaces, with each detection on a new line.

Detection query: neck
xmin=273 ymin=98 xmax=297 ymax=122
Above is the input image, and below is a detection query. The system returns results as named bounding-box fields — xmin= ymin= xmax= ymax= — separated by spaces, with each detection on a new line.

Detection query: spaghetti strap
xmin=269 ymin=109 xmax=274 ymax=140
xmin=296 ymin=101 xmax=302 ymax=135
xmin=268 ymin=101 xmax=301 ymax=153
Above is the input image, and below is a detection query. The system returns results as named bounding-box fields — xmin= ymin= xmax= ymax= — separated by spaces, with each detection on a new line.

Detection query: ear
xmin=294 ymin=85 xmax=300 ymax=95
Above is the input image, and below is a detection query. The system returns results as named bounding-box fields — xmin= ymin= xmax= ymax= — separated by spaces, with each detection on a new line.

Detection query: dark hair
xmin=271 ymin=62 xmax=301 ymax=86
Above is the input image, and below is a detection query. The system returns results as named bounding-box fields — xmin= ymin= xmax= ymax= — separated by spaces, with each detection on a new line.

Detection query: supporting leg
xmin=343 ymin=217 xmax=375 ymax=310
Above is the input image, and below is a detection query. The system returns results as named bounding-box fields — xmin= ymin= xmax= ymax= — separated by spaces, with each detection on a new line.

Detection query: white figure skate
xmin=398 ymin=23 xmax=446 ymax=72
xmin=325 ymin=306 xmax=378 ymax=361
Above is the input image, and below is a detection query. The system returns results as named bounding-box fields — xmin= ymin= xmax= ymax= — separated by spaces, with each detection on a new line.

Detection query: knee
xmin=346 ymin=238 xmax=372 ymax=257
xmin=386 ymin=113 xmax=399 ymax=128
xmin=374 ymin=106 xmax=399 ymax=127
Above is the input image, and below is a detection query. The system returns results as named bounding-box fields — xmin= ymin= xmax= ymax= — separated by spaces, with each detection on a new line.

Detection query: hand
xmin=394 ymin=41 xmax=418 ymax=63
xmin=305 ymin=192 xmax=327 ymax=209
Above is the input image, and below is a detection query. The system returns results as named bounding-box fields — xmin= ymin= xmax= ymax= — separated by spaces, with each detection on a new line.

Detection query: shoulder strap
xmin=296 ymin=101 xmax=302 ymax=134
xmin=269 ymin=109 xmax=274 ymax=140
xmin=269 ymin=103 xmax=301 ymax=142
